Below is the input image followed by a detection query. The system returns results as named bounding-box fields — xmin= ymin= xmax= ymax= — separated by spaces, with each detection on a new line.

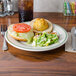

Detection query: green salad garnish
xmin=32 ymin=32 xmax=59 ymax=47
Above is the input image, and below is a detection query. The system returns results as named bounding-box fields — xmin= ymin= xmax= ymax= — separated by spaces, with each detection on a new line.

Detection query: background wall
xmin=12 ymin=0 xmax=64 ymax=12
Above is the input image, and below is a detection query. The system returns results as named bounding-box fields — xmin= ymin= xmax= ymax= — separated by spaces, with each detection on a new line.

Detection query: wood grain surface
xmin=0 ymin=13 xmax=76 ymax=76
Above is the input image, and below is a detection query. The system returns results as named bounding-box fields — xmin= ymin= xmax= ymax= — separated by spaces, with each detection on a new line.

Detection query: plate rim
xmin=5 ymin=23 xmax=68 ymax=52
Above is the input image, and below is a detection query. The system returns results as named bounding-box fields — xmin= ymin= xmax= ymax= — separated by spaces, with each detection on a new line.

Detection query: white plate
xmin=5 ymin=23 xmax=68 ymax=52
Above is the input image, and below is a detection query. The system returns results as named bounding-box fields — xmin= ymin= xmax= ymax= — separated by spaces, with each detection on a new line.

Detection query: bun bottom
xmin=8 ymin=25 xmax=27 ymax=42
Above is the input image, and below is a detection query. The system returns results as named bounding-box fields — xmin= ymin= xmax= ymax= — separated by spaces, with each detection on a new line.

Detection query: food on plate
xmin=32 ymin=32 xmax=59 ymax=47
xmin=33 ymin=18 xmax=49 ymax=31
xmin=8 ymin=23 xmax=34 ymax=43
xmin=30 ymin=18 xmax=53 ymax=33
xmin=7 ymin=18 xmax=59 ymax=47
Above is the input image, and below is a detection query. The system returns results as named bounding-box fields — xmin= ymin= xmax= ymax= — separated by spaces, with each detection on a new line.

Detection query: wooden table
xmin=0 ymin=13 xmax=76 ymax=76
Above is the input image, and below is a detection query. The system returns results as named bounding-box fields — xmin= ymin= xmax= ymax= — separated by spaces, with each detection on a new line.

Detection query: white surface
xmin=12 ymin=0 xmax=64 ymax=12
xmin=5 ymin=22 xmax=68 ymax=52
xmin=34 ymin=0 xmax=64 ymax=12
xmin=65 ymin=32 xmax=76 ymax=53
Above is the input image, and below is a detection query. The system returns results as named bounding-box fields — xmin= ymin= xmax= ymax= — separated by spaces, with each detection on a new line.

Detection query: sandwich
xmin=8 ymin=23 xmax=34 ymax=42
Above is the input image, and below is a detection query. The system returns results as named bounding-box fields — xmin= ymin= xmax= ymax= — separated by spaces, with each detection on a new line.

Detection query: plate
xmin=5 ymin=22 xmax=68 ymax=52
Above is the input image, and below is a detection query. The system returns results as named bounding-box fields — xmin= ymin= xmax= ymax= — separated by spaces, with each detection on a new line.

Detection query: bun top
xmin=33 ymin=18 xmax=49 ymax=31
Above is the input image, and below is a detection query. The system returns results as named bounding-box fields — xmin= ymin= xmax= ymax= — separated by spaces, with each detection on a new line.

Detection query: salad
xmin=32 ymin=32 xmax=59 ymax=47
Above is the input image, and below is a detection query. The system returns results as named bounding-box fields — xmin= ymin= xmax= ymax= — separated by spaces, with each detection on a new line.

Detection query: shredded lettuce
xmin=32 ymin=32 xmax=59 ymax=47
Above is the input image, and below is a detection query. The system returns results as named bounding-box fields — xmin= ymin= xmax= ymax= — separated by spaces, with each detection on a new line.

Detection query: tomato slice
xmin=13 ymin=23 xmax=31 ymax=33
